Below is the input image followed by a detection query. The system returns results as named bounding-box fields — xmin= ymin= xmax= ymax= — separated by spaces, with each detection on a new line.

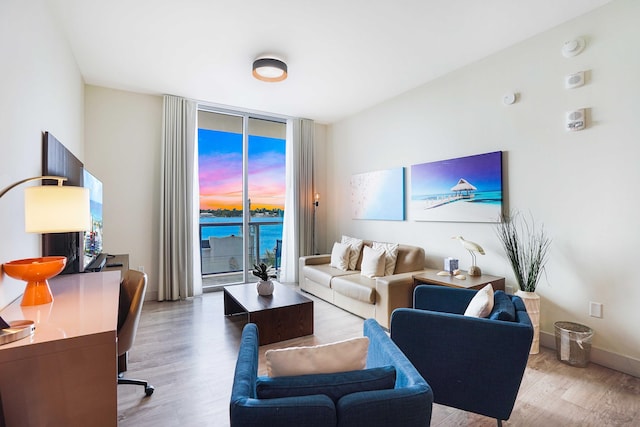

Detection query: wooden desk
xmin=413 ymin=268 xmax=505 ymax=291
xmin=0 ymin=271 xmax=120 ymax=427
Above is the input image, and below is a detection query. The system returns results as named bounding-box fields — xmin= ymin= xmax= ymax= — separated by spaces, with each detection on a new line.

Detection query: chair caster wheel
xmin=145 ymin=385 xmax=155 ymax=396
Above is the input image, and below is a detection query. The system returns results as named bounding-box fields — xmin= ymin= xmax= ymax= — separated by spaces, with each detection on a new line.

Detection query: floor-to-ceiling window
xmin=198 ymin=109 xmax=286 ymax=288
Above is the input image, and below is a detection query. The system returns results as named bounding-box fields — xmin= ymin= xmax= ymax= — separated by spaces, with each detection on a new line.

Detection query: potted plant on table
xmin=252 ymin=262 xmax=277 ymax=296
xmin=496 ymin=210 xmax=551 ymax=354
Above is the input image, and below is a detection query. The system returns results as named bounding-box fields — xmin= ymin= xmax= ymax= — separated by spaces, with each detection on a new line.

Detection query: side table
xmin=413 ymin=268 xmax=505 ymax=291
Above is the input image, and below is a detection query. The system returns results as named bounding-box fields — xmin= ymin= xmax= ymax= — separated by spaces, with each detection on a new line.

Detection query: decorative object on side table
xmin=252 ymin=262 xmax=277 ymax=296
xmin=452 ymin=236 xmax=485 ymax=276
xmin=496 ymin=210 xmax=552 ymax=354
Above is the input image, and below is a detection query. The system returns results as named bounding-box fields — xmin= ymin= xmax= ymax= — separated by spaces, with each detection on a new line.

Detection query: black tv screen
xmin=83 ymin=168 xmax=103 ymax=270
xmin=42 ymin=132 xmax=84 ymax=274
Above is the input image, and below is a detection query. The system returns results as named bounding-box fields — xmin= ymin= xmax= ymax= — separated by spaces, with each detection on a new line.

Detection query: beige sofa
xmin=299 ymin=241 xmax=426 ymax=329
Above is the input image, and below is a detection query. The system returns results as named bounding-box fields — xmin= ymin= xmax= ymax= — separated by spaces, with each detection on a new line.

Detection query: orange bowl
xmin=3 ymin=256 xmax=67 ymax=306
xmin=3 ymin=256 xmax=67 ymax=281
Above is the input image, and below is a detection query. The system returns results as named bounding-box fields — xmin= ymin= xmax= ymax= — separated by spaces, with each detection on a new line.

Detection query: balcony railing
xmin=199 ymin=219 xmax=283 ymax=277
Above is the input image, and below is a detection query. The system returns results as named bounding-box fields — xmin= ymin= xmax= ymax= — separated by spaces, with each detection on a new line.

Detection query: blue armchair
xmin=390 ymin=285 xmax=533 ymax=427
xmin=230 ymin=319 xmax=433 ymax=427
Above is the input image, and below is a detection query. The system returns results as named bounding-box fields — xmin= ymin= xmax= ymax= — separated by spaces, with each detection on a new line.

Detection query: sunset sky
xmin=198 ymin=129 xmax=286 ymax=211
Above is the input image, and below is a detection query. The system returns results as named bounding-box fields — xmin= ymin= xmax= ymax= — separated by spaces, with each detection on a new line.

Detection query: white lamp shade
xmin=24 ymin=186 xmax=90 ymax=233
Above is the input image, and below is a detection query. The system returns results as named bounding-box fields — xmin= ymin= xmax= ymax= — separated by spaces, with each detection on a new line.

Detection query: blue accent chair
xmin=390 ymin=285 xmax=533 ymax=427
xmin=230 ymin=319 xmax=433 ymax=427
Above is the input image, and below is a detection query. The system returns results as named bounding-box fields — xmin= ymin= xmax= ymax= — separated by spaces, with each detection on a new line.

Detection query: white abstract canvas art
xmin=351 ymin=167 xmax=405 ymax=221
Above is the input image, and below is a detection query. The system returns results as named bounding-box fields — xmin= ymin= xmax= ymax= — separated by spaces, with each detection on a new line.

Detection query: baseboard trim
xmin=540 ymin=331 xmax=640 ymax=378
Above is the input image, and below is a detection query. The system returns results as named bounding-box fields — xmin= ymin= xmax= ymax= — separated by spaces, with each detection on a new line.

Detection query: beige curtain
xmin=158 ymin=95 xmax=202 ymax=300
xmin=281 ymin=118 xmax=314 ymax=283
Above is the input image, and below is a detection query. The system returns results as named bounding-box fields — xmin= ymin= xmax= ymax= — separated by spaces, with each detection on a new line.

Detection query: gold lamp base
xmin=2 ymin=256 xmax=67 ymax=306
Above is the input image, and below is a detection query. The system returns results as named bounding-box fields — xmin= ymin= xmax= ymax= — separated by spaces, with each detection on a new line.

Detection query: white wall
xmin=84 ymin=86 xmax=163 ymax=301
xmin=314 ymin=123 xmax=328 ymax=255
xmin=0 ymin=0 xmax=84 ymax=309
xmin=326 ymin=0 xmax=640 ymax=374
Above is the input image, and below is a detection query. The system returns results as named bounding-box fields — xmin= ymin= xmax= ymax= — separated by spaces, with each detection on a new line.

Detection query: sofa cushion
xmin=489 ymin=290 xmax=516 ymax=321
xmin=341 ymin=235 xmax=364 ymax=270
xmin=372 ymin=241 xmax=400 ymax=276
xmin=256 ymin=366 xmax=396 ymax=403
xmin=464 ymin=284 xmax=494 ymax=318
xmin=361 ymin=246 xmax=386 ymax=278
xmin=332 ymin=275 xmax=376 ymax=304
xmin=330 ymin=242 xmax=351 ymax=271
xmin=303 ymin=264 xmax=356 ymax=289
xmin=266 ymin=337 xmax=369 ymax=377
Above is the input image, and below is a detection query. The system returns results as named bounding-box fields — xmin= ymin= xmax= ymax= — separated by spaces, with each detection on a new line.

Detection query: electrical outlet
xmin=138 ymin=265 xmax=144 ymax=273
xmin=589 ymin=302 xmax=603 ymax=318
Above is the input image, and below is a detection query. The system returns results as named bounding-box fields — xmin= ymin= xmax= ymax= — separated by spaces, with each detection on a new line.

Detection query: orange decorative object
xmin=3 ymin=256 xmax=67 ymax=306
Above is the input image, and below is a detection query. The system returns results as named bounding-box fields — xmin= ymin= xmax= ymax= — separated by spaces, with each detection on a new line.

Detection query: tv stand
xmin=85 ymin=253 xmax=108 ymax=272
xmin=104 ymin=254 xmax=129 ymax=276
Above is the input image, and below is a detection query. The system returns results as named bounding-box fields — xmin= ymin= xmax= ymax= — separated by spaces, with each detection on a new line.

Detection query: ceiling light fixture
xmin=252 ymin=57 xmax=288 ymax=82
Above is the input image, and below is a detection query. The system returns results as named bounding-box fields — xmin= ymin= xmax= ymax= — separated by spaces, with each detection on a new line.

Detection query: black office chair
xmin=117 ymin=269 xmax=154 ymax=396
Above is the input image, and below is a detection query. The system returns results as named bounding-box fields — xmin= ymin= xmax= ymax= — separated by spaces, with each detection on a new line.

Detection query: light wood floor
xmin=117 ymin=285 xmax=640 ymax=427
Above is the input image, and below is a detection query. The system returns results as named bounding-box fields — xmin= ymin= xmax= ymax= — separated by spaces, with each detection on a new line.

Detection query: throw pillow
xmin=464 ymin=283 xmax=495 ymax=318
xmin=372 ymin=241 xmax=399 ymax=276
xmin=266 ymin=336 xmax=369 ymax=377
xmin=360 ymin=246 xmax=386 ymax=278
xmin=256 ymin=366 xmax=396 ymax=403
xmin=341 ymin=235 xmax=364 ymax=270
xmin=330 ymin=242 xmax=350 ymax=271
xmin=489 ymin=290 xmax=516 ymax=321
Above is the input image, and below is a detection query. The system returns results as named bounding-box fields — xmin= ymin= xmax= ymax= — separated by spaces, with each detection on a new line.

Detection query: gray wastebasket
xmin=554 ymin=321 xmax=593 ymax=367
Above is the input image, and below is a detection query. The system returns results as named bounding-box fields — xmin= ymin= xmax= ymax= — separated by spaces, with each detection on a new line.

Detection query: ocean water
xmin=412 ymin=190 xmax=502 ymax=205
xmin=200 ymin=216 xmax=283 ymax=258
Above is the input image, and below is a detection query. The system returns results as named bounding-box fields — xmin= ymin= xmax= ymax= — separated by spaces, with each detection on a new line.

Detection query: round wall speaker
xmin=565 ymin=71 xmax=585 ymax=89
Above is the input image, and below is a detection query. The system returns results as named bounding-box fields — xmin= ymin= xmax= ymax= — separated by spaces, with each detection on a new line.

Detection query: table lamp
xmin=1 ymin=176 xmax=90 ymax=306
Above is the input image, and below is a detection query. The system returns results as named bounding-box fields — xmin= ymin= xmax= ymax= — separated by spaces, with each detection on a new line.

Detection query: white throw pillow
xmin=372 ymin=241 xmax=399 ymax=276
xmin=464 ymin=283 xmax=495 ymax=318
xmin=360 ymin=246 xmax=386 ymax=278
xmin=341 ymin=235 xmax=364 ymax=270
xmin=266 ymin=336 xmax=370 ymax=377
xmin=330 ymin=242 xmax=350 ymax=271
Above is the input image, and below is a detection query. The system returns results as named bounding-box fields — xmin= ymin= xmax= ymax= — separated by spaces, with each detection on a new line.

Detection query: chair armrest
xmin=231 ymin=324 xmax=259 ymax=401
xmin=358 ymin=319 xmax=433 ymax=426
xmin=230 ymin=395 xmax=336 ymax=426
xmin=390 ymin=308 xmax=532 ymax=421
xmin=413 ymin=284 xmax=476 ymax=313
xmin=374 ymin=272 xmax=417 ymax=329
xmin=337 ymin=388 xmax=432 ymax=427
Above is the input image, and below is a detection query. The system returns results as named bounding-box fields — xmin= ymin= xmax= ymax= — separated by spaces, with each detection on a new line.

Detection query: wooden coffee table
xmin=223 ymin=281 xmax=314 ymax=345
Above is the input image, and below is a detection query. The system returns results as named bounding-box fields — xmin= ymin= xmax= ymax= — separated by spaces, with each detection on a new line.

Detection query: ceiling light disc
xmin=252 ymin=58 xmax=288 ymax=82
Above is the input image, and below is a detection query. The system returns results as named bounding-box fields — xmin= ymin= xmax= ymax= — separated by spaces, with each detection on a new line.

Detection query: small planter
xmin=257 ymin=280 xmax=274 ymax=296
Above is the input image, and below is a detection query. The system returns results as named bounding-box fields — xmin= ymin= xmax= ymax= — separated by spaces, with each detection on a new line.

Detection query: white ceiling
xmin=46 ymin=0 xmax=612 ymax=124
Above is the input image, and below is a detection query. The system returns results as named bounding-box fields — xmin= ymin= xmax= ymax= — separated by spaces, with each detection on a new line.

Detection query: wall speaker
xmin=565 ymin=71 xmax=585 ymax=89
